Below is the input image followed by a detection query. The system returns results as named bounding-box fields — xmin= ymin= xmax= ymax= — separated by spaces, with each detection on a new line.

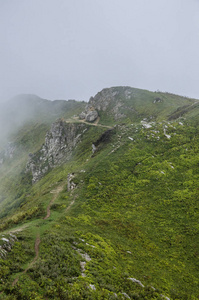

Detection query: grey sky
xmin=0 ymin=0 xmax=199 ymax=102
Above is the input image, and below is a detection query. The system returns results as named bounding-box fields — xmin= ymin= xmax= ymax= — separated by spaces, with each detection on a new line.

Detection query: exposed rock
xmin=88 ymin=284 xmax=96 ymax=291
xmin=0 ymin=233 xmax=17 ymax=258
xmin=79 ymin=104 xmax=98 ymax=123
xmin=153 ymin=97 xmax=163 ymax=103
xmin=112 ymin=101 xmax=126 ymax=120
xmin=85 ymin=110 xmax=98 ymax=122
xmin=88 ymin=90 xmax=118 ymax=112
xmin=161 ymin=295 xmax=170 ymax=300
xmin=128 ymin=277 xmax=145 ymax=288
xmin=121 ymin=292 xmax=131 ymax=299
xmin=85 ymin=242 xmax=95 ymax=248
xmin=92 ymin=143 xmax=97 ymax=154
xmin=1 ymin=238 xmax=9 ymax=242
xmin=67 ymin=173 xmax=76 ymax=191
xmin=127 ymin=277 xmax=171 ymax=300
xmin=79 ymin=87 xmax=140 ymax=122
xmin=79 ymin=251 xmax=91 ymax=262
xmin=163 ymin=128 xmax=171 ymax=139
xmin=72 ymin=244 xmax=92 ymax=278
xmin=79 ymin=112 xmax=86 ymax=120
xmin=26 ymin=120 xmax=88 ymax=183
xmin=125 ymin=89 xmax=132 ymax=99
xmin=141 ymin=121 xmax=152 ymax=129
xmin=80 ymin=261 xmax=86 ymax=277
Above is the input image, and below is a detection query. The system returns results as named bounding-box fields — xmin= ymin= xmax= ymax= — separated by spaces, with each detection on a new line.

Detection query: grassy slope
xmin=1 ymin=88 xmax=199 ymax=299
xmin=0 ymin=99 xmax=86 ymax=218
xmin=95 ymin=87 xmax=199 ymax=126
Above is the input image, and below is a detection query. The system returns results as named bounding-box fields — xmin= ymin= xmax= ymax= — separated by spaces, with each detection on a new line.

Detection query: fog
xmin=0 ymin=94 xmax=76 ymax=146
xmin=0 ymin=95 xmax=44 ymax=145
xmin=0 ymin=1 xmax=199 ymax=147
xmin=0 ymin=0 xmax=199 ymax=103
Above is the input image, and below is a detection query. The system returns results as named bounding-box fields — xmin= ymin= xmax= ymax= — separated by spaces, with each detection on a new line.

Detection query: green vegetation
xmin=1 ymin=87 xmax=199 ymax=299
xmin=94 ymin=87 xmax=198 ymax=125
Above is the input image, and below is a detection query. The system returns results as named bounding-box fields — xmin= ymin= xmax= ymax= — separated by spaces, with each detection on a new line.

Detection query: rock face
xmin=79 ymin=87 xmax=137 ymax=122
xmin=26 ymin=120 xmax=87 ymax=183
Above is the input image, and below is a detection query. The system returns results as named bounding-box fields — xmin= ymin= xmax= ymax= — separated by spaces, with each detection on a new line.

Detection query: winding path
xmin=12 ymin=235 xmax=41 ymax=286
xmin=44 ymin=185 xmax=65 ymax=220
xmin=12 ymin=184 xmax=65 ymax=287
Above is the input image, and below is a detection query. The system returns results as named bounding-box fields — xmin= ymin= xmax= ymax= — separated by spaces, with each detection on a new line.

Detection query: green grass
xmin=94 ymin=87 xmax=198 ymax=126
xmin=2 ymin=88 xmax=199 ymax=299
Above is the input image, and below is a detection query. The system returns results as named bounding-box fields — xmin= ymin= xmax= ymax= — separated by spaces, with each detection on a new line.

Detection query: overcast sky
xmin=0 ymin=0 xmax=199 ymax=102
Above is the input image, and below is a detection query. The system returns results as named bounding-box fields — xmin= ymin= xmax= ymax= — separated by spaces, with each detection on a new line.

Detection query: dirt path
xmin=10 ymin=183 xmax=73 ymax=290
xmin=31 ymin=236 xmax=41 ymax=265
xmin=3 ymin=224 xmax=29 ymax=235
xmin=12 ymin=235 xmax=41 ymax=286
xmin=65 ymin=116 xmax=113 ymax=129
xmin=10 ymin=184 xmax=65 ymax=288
xmin=44 ymin=185 xmax=64 ymax=220
xmin=79 ymin=118 xmax=113 ymax=128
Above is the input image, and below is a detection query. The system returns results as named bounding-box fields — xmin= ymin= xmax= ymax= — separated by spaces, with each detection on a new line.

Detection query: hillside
xmin=0 ymin=87 xmax=199 ymax=299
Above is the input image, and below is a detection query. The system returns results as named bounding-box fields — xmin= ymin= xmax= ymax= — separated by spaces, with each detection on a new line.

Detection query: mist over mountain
xmin=0 ymin=86 xmax=199 ymax=299
xmin=0 ymin=94 xmax=85 ymax=146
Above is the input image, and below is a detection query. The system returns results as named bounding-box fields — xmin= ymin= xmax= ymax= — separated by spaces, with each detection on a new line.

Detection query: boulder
xmin=79 ymin=112 xmax=86 ymax=120
xmin=85 ymin=110 xmax=98 ymax=122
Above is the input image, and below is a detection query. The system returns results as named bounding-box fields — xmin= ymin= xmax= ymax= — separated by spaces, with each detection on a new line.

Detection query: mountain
xmin=0 ymin=94 xmax=85 ymax=146
xmin=0 ymin=87 xmax=199 ymax=299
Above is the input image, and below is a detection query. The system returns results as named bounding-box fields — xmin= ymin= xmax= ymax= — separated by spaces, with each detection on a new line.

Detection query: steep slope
xmin=0 ymin=95 xmax=86 ymax=219
xmin=1 ymin=87 xmax=199 ymax=299
xmin=26 ymin=120 xmax=90 ymax=183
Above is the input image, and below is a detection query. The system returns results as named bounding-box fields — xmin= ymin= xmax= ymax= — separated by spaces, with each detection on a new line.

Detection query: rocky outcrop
xmin=67 ymin=173 xmax=76 ymax=191
xmin=0 ymin=233 xmax=17 ymax=258
xmin=79 ymin=106 xmax=98 ymax=122
xmin=79 ymin=87 xmax=138 ymax=122
xmin=92 ymin=143 xmax=97 ymax=154
xmin=26 ymin=120 xmax=88 ymax=183
xmin=85 ymin=110 xmax=98 ymax=122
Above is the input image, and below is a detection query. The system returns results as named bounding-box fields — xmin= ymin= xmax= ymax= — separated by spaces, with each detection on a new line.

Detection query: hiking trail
xmin=44 ymin=185 xmax=65 ymax=220
xmin=12 ymin=184 xmax=64 ymax=286
xmin=12 ymin=235 xmax=41 ymax=286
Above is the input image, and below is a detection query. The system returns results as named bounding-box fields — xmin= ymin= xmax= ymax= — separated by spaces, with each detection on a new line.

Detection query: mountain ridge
xmin=0 ymin=86 xmax=199 ymax=299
